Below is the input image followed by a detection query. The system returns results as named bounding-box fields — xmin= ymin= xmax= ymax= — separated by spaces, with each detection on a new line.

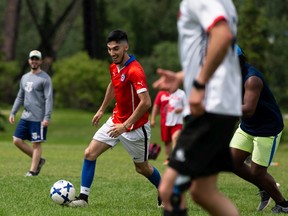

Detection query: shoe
xmin=257 ymin=182 xmax=280 ymax=211
xmin=272 ymin=204 xmax=288 ymax=213
xmin=25 ymin=171 xmax=38 ymax=177
xmin=36 ymin=158 xmax=46 ymax=174
xmin=158 ymin=195 xmax=164 ymax=208
xmin=68 ymin=197 xmax=88 ymax=208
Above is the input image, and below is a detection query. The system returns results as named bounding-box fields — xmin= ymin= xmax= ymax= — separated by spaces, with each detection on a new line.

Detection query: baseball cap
xmin=29 ymin=50 xmax=42 ymax=59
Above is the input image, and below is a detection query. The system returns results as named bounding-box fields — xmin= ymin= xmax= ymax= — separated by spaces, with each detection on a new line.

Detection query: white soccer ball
xmin=50 ymin=180 xmax=76 ymax=205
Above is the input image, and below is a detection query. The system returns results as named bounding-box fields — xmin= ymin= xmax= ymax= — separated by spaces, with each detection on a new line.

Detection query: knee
xmin=190 ymin=188 xmax=206 ymax=205
xmin=84 ymin=147 xmax=97 ymax=160
xmin=135 ymin=166 xmax=145 ymax=175
xmin=135 ymin=164 xmax=152 ymax=177
xmin=13 ymin=138 xmax=22 ymax=147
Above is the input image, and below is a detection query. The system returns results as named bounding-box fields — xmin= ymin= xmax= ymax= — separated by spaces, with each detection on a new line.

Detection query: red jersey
xmin=154 ymin=91 xmax=170 ymax=125
xmin=110 ymin=55 xmax=149 ymax=130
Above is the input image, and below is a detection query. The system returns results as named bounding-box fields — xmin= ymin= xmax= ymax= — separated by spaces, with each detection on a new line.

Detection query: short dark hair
xmin=106 ymin=29 xmax=128 ymax=43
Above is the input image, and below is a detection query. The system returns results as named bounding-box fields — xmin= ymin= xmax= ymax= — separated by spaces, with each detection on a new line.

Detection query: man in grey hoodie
xmin=9 ymin=50 xmax=53 ymax=177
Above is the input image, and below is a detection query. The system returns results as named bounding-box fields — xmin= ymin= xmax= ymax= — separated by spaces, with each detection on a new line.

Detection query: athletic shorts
xmin=230 ymin=126 xmax=282 ymax=167
xmin=161 ymin=124 xmax=183 ymax=143
xmin=169 ymin=113 xmax=238 ymax=179
xmin=14 ymin=119 xmax=47 ymax=142
xmin=93 ymin=117 xmax=151 ymax=163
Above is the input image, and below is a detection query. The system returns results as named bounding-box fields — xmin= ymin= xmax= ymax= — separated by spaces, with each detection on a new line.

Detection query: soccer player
xmin=9 ymin=50 xmax=53 ymax=177
xmin=151 ymin=89 xmax=187 ymax=165
xmin=68 ymin=30 xmax=162 ymax=207
xmin=230 ymin=46 xmax=288 ymax=213
xmin=153 ymin=0 xmax=241 ymax=215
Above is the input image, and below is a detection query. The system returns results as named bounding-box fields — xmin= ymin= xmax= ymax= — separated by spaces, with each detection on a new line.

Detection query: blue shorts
xmin=14 ymin=119 xmax=47 ymax=142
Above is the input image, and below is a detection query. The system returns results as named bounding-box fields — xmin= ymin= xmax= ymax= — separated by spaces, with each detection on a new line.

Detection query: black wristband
xmin=193 ymin=80 xmax=205 ymax=89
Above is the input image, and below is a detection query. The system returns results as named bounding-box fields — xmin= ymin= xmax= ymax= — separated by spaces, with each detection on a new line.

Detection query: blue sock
xmin=81 ymin=159 xmax=96 ymax=188
xmin=147 ymin=166 xmax=161 ymax=188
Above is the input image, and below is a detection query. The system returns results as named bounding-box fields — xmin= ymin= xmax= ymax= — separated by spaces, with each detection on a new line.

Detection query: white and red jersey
xmin=154 ymin=91 xmax=170 ymax=125
xmin=110 ymin=55 xmax=149 ymax=130
xmin=178 ymin=0 xmax=242 ymax=116
xmin=166 ymin=89 xmax=187 ymax=126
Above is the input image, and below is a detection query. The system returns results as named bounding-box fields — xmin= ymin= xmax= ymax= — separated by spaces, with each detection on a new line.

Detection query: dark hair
xmin=106 ymin=30 xmax=128 ymax=43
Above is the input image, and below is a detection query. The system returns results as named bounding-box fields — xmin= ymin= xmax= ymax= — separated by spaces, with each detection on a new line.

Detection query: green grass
xmin=0 ymin=108 xmax=287 ymax=216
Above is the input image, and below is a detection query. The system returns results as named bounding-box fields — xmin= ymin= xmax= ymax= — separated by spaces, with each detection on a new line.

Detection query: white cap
xmin=29 ymin=50 xmax=42 ymax=59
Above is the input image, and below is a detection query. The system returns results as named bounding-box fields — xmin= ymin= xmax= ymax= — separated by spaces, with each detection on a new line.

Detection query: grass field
xmin=0 ymin=108 xmax=287 ymax=216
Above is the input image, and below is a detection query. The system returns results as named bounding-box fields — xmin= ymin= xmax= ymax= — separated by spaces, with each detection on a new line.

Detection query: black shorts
xmin=169 ymin=113 xmax=238 ymax=179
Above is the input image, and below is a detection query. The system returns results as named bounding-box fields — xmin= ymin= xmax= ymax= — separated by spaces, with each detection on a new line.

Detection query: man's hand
xmin=152 ymin=68 xmax=183 ymax=93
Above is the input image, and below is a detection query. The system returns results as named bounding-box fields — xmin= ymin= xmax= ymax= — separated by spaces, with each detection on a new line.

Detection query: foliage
xmin=140 ymin=41 xmax=181 ymax=101
xmin=0 ymin=60 xmax=19 ymax=104
xmin=1 ymin=0 xmax=288 ymax=110
xmin=52 ymin=52 xmax=111 ymax=111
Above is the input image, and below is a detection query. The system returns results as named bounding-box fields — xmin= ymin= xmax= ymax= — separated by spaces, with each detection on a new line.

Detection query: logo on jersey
xmin=121 ymin=74 xmax=126 ymax=82
xmin=136 ymin=81 xmax=144 ymax=86
xmin=25 ymin=82 xmax=33 ymax=92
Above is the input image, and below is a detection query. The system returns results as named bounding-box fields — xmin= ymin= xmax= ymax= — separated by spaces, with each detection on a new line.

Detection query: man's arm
xmin=242 ymin=76 xmax=263 ymax=118
xmin=150 ymin=103 xmax=160 ymax=128
xmin=190 ymin=20 xmax=234 ymax=116
xmin=92 ymin=81 xmax=114 ymax=126
xmin=123 ymin=91 xmax=151 ymax=130
xmin=196 ymin=20 xmax=234 ymax=84
xmin=43 ymin=76 xmax=53 ymax=126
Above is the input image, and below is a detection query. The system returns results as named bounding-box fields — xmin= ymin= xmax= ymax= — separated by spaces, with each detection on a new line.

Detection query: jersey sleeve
xmin=190 ymin=0 xmax=228 ymax=32
xmin=129 ymin=63 xmax=148 ymax=94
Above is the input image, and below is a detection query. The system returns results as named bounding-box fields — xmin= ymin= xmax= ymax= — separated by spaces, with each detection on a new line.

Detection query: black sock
xmin=163 ymin=209 xmax=187 ymax=216
xmin=278 ymin=200 xmax=288 ymax=207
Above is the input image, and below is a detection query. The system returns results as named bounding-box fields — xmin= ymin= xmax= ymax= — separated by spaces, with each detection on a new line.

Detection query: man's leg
xmin=69 ymin=139 xmax=110 ymax=207
xmin=30 ymin=142 xmax=42 ymax=173
xmin=13 ymin=137 xmax=33 ymax=157
xmin=190 ymin=175 xmax=239 ymax=216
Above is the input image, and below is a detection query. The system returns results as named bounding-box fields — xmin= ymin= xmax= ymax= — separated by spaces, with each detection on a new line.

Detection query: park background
xmin=0 ymin=0 xmax=288 ymax=215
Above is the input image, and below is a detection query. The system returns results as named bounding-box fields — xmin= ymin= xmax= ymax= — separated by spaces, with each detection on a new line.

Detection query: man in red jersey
xmin=68 ymin=30 xmax=162 ymax=208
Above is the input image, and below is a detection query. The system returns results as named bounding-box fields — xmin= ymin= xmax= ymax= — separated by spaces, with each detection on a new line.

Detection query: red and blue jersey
xmin=110 ymin=55 xmax=149 ymax=130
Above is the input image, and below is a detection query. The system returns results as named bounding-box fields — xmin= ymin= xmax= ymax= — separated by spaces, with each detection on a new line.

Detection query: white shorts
xmin=93 ymin=117 xmax=151 ymax=163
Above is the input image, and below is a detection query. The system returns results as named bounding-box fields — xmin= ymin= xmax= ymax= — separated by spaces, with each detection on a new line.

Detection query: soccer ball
xmin=50 ymin=180 xmax=76 ymax=205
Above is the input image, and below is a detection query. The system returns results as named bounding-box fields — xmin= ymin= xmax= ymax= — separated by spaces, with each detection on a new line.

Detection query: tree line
xmin=0 ymin=0 xmax=288 ymax=112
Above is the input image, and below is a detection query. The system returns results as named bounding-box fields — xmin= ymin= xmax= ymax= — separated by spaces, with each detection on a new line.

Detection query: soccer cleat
xmin=25 ymin=171 xmax=38 ymax=177
xmin=272 ymin=204 xmax=288 ymax=213
xmin=257 ymin=190 xmax=271 ymax=211
xmin=257 ymin=183 xmax=280 ymax=211
xmin=158 ymin=195 xmax=164 ymax=208
xmin=68 ymin=197 xmax=88 ymax=208
xmin=36 ymin=158 xmax=46 ymax=175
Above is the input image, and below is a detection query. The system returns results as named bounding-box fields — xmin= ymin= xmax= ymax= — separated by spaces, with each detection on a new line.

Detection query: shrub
xmin=52 ymin=52 xmax=111 ymax=111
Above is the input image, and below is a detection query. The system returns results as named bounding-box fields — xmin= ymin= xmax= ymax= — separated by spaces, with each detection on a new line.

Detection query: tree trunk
xmin=2 ymin=0 xmax=22 ymax=61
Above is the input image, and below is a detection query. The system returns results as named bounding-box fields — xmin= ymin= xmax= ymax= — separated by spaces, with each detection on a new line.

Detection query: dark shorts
xmin=14 ymin=119 xmax=47 ymax=142
xmin=169 ymin=113 xmax=238 ymax=179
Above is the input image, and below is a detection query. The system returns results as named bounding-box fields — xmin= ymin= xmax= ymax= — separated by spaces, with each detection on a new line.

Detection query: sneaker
xmin=25 ymin=171 xmax=38 ymax=177
xmin=158 ymin=195 xmax=164 ymax=208
xmin=36 ymin=158 xmax=46 ymax=174
xmin=257 ymin=183 xmax=280 ymax=211
xmin=68 ymin=197 xmax=88 ymax=208
xmin=272 ymin=204 xmax=288 ymax=213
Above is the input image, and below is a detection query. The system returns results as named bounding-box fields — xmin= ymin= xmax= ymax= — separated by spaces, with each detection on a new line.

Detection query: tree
xmin=1 ymin=0 xmax=21 ymax=61
xmin=82 ymin=0 xmax=107 ymax=59
xmin=24 ymin=0 xmax=82 ymax=72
